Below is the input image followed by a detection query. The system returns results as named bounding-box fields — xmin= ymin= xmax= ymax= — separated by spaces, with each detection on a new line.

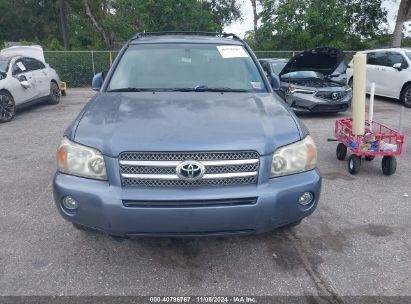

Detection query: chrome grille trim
xmin=119 ymin=159 xmax=259 ymax=167
xmin=119 ymin=151 xmax=260 ymax=187
xmin=122 ymin=172 xmax=257 ymax=180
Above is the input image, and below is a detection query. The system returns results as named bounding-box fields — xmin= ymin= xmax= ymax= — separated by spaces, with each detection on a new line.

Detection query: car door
xmin=9 ymin=58 xmax=38 ymax=106
xmin=366 ymin=52 xmax=388 ymax=96
xmin=381 ymin=52 xmax=409 ymax=98
xmin=24 ymin=57 xmax=49 ymax=97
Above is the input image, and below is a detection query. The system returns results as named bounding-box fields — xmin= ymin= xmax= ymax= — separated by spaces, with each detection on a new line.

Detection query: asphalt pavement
xmin=0 ymin=89 xmax=410 ymax=298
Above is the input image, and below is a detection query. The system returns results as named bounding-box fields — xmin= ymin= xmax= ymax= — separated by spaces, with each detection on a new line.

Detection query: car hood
xmin=279 ymin=47 xmax=344 ymax=77
xmin=72 ymin=92 xmax=302 ymax=157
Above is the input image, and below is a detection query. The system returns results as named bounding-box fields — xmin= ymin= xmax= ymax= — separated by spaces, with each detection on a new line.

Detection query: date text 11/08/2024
xmin=149 ymin=296 xmax=257 ymax=303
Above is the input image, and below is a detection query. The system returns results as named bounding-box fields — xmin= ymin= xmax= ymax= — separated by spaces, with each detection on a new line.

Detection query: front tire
xmin=400 ymin=84 xmax=411 ymax=108
xmin=0 ymin=91 xmax=16 ymax=123
xmin=348 ymin=155 xmax=361 ymax=175
xmin=49 ymin=82 xmax=60 ymax=105
xmin=336 ymin=143 xmax=347 ymax=160
xmin=382 ymin=156 xmax=397 ymax=176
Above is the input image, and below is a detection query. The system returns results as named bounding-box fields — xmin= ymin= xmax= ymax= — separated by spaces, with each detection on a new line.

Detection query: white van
xmin=346 ymin=48 xmax=411 ymax=107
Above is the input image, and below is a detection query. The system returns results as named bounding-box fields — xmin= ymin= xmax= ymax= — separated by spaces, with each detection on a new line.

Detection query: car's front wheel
xmin=400 ymin=84 xmax=411 ymax=108
xmin=49 ymin=82 xmax=60 ymax=105
xmin=0 ymin=91 xmax=16 ymax=123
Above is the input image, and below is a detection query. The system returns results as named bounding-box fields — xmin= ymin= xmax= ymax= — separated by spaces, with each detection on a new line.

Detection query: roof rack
xmin=130 ymin=31 xmax=242 ymax=41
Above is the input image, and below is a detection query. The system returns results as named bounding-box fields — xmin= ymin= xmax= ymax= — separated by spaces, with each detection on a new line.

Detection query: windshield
xmin=108 ymin=44 xmax=267 ymax=92
xmin=0 ymin=59 xmax=9 ymax=72
xmin=271 ymin=62 xmax=287 ymax=75
xmin=281 ymin=71 xmax=324 ymax=80
xmin=405 ymin=52 xmax=411 ymax=61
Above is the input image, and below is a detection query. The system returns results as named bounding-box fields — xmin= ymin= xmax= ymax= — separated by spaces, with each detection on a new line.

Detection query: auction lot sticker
xmin=217 ymin=45 xmax=249 ymax=58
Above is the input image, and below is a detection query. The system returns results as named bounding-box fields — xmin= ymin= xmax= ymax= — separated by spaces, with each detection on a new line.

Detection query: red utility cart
xmin=334 ymin=118 xmax=404 ymax=175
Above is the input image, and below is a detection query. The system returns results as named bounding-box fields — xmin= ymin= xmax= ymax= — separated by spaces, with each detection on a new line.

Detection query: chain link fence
xmin=44 ymin=51 xmax=119 ymax=88
xmin=44 ymin=50 xmax=357 ymax=88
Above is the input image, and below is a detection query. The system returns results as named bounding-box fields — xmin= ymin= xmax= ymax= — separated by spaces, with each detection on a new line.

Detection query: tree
xmin=203 ymin=0 xmax=243 ymax=28
xmin=392 ymin=0 xmax=411 ymax=47
xmin=249 ymin=0 xmax=388 ymax=51
xmin=59 ymin=0 xmax=69 ymax=49
xmin=82 ymin=0 xmax=115 ymax=49
xmin=0 ymin=0 xmax=242 ymax=50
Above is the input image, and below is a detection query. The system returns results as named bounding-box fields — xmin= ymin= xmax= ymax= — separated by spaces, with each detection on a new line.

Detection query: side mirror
xmin=92 ymin=72 xmax=105 ymax=91
xmin=20 ymin=80 xmax=31 ymax=89
xmin=393 ymin=63 xmax=402 ymax=71
xmin=270 ymin=75 xmax=281 ymax=91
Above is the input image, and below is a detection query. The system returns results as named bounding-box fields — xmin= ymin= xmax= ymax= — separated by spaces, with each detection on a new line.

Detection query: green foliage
xmin=247 ymin=0 xmax=389 ymax=51
xmin=111 ymin=0 xmax=221 ymax=42
xmin=0 ymin=0 xmax=242 ymax=50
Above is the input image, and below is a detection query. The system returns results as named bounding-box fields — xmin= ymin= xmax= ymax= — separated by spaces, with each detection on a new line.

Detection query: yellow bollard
xmin=109 ymin=51 xmax=113 ymax=66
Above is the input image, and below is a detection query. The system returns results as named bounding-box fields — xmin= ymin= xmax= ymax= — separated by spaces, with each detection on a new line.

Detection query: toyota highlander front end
xmin=52 ymin=32 xmax=321 ymax=237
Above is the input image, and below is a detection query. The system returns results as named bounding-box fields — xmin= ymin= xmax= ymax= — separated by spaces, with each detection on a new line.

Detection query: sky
xmin=224 ymin=0 xmax=409 ymax=38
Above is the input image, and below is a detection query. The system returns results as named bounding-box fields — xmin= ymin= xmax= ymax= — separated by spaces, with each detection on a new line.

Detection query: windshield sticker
xmin=217 ymin=45 xmax=249 ymax=58
xmin=16 ymin=62 xmax=26 ymax=71
xmin=251 ymin=82 xmax=262 ymax=90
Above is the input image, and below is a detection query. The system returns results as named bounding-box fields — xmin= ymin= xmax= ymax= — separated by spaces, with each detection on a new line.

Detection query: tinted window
xmin=387 ymin=52 xmax=409 ymax=68
xmin=23 ymin=58 xmax=45 ymax=71
xmin=108 ymin=44 xmax=267 ymax=92
xmin=367 ymin=52 xmax=387 ymax=66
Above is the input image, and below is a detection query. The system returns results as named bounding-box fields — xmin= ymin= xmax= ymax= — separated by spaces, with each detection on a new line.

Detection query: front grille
xmin=315 ymin=91 xmax=347 ymax=101
xmin=312 ymin=104 xmax=348 ymax=112
xmin=119 ymin=151 xmax=260 ymax=187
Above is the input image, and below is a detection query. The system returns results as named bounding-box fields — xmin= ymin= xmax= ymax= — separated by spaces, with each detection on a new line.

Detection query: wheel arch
xmin=0 ymin=88 xmax=14 ymax=99
xmin=50 ymin=79 xmax=59 ymax=87
xmin=400 ymin=81 xmax=411 ymax=98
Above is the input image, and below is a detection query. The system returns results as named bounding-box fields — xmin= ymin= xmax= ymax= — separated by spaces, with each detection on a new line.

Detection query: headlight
xmin=56 ymin=137 xmax=107 ymax=180
xmin=270 ymin=135 xmax=317 ymax=177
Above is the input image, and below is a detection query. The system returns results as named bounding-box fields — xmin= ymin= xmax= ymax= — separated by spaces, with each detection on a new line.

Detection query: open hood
xmin=279 ymin=47 xmax=344 ymax=77
xmin=0 ymin=45 xmax=45 ymax=64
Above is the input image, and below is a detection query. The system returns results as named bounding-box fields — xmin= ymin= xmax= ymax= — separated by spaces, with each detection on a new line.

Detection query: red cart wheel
xmin=365 ymin=155 xmax=375 ymax=161
xmin=348 ymin=155 xmax=361 ymax=175
xmin=382 ymin=156 xmax=397 ymax=176
xmin=336 ymin=143 xmax=347 ymax=160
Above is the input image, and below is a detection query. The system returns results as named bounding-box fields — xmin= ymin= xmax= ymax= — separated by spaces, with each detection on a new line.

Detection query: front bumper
xmin=287 ymin=93 xmax=352 ymax=113
xmin=53 ymin=169 xmax=321 ymax=237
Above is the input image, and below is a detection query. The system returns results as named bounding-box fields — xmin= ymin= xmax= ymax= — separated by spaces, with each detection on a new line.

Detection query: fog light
xmin=62 ymin=196 xmax=79 ymax=210
xmin=298 ymin=192 xmax=314 ymax=206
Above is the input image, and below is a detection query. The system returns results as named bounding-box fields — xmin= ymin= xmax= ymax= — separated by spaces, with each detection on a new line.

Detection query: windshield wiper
xmin=108 ymin=86 xmax=252 ymax=93
xmin=107 ymin=88 xmax=166 ymax=92
xmin=184 ymin=85 xmax=252 ymax=92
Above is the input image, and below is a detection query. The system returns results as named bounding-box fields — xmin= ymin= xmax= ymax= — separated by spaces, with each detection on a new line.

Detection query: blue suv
xmin=53 ymin=32 xmax=321 ymax=237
